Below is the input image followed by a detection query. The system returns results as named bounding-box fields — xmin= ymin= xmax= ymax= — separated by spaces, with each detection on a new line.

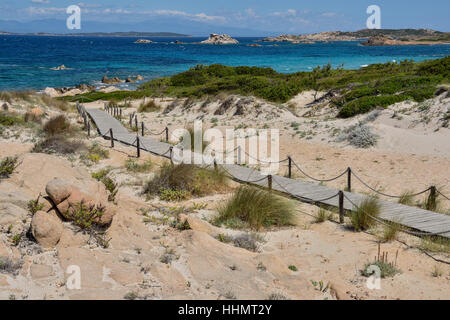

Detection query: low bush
xmin=0 ymin=257 xmax=23 ymax=275
xmin=81 ymin=142 xmax=109 ymax=163
xmin=350 ymin=197 xmax=380 ymax=231
xmin=232 ymin=233 xmax=262 ymax=252
xmin=0 ymin=156 xmax=19 ymax=179
xmin=361 ymin=260 xmax=401 ymax=278
xmin=0 ymin=111 xmax=24 ymax=127
xmin=43 ymin=115 xmax=71 ymax=136
xmin=125 ymin=159 xmax=153 ymax=173
xmin=214 ymin=186 xmax=295 ymax=230
xmin=32 ymin=135 xmax=85 ymax=155
xmin=143 ymin=163 xmax=227 ymax=201
xmin=91 ymin=169 xmax=117 ymax=202
xmin=347 ymin=124 xmax=378 ymax=148
xmin=40 ymin=95 xmax=71 ymax=112
xmin=71 ymin=202 xmax=105 ymax=230
xmin=138 ymin=100 xmax=160 ymax=113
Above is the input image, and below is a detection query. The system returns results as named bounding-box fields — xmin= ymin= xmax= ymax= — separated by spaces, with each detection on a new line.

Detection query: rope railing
xmin=291 ymin=159 xmax=349 ymax=182
xmin=350 ymin=171 xmax=432 ymax=199
xmin=342 ymin=194 xmax=450 ymax=237
xmin=83 ymin=106 xmax=449 ymax=206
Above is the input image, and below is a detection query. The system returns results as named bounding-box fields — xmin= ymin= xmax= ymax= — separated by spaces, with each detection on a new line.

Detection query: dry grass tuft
xmin=350 ymin=197 xmax=380 ymax=231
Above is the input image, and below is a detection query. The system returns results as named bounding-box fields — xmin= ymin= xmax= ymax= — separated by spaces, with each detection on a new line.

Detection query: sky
xmin=0 ymin=0 xmax=449 ymax=35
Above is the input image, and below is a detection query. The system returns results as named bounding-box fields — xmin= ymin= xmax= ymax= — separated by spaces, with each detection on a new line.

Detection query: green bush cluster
xmin=67 ymin=56 xmax=449 ymax=118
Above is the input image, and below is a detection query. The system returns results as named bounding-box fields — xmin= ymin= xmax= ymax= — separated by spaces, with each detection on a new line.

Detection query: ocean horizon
xmin=0 ymin=35 xmax=449 ymax=91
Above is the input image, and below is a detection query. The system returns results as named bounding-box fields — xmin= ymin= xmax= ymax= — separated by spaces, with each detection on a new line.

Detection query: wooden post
xmin=120 ymin=108 xmax=122 ymax=119
xmin=288 ymin=156 xmax=292 ymax=178
xmin=109 ymin=129 xmax=114 ymax=148
xmin=214 ymin=159 xmax=217 ymax=171
xmin=169 ymin=146 xmax=173 ymax=164
xmin=237 ymin=146 xmax=242 ymax=164
xmin=129 ymin=114 xmax=132 ymax=127
xmin=136 ymin=137 xmax=140 ymax=158
xmin=87 ymin=121 xmax=90 ymax=138
xmin=339 ymin=191 xmax=344 ymax=224
xmin=428 ymin=186 xmax=437 ymax=210
xmin=135 ymin=116 xmax=138 ymax=130
xmin=165 ymin=127 xmax=169 ymax=142
xmin=268 ymin=175 xmax=272 ymax=191
xmin=141 ymin=122 xmax=145 ymax=136
xmin=347 ymin=167 xmax=352 ymax=192
xmin=83 ymin=113 xmax=87 ymax=129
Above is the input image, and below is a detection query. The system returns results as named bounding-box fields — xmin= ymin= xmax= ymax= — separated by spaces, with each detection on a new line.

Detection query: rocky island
xmin=134 ymin=39 xmax=153 ymax=44
xmin=200 ymin=33 xmax=239 ymax=44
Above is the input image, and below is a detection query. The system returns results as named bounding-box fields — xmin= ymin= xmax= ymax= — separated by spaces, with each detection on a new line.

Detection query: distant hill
xmin=65 ymin=32 xmax=190 ymax=37
xmin=260 ymin=28 xmax=450 ymax=43
xmin=0 ymin=31 xmax=190 ymax=37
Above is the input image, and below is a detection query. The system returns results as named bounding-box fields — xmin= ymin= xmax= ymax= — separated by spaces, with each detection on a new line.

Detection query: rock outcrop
xmin=31 ymin=211 xmax=63 ymax=248
xmin=46 ymin=178 xmax=116 ymax=227
xmin=361 ymin=35 xmax=395 ymax=46
xmin=201 ymin=33 xmax=239 ymax=44
xmin=51 ymin=65 xmax=69 ymax=71
xmin=102 ymin=76 xmax=122 ymax=84
xmin=135 ymin=39 xmax=153 ymax=44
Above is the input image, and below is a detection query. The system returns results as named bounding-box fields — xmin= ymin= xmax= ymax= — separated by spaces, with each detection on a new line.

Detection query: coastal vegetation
xmin=67 ymin=56 xmax=449 ymax=118
xmin=142 ymin=163 xmax=228 ymax=201
xmin=214 ymin=186 xmax=295 ymax=230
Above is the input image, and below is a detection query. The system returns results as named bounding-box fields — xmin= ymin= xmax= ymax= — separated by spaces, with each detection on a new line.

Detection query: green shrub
xmin=125 ymin=159 xmax=153 ymax=173
xmin=27 ymin=196 xmax=44 ymax=214
xmin=288 ymin=265 xmax=298 ymax=272
xmin=81 ymin=142 xmax=109 ymax=163
xmin=338 ymin=95 xmax=408 ymax=118
xmin=91 ymin=169 xmax=117 ymax=202
xmin=214 ymin=186 xmax=295 ymax=230
xmin=0 ymin=112 xmax=24 ymax=126
xmin=0 ymin=156 xmax=19 ymax=178
xmin=159 ymin=188 xmax=190 ymax=202
xmin=350 ymin=197 xmax=380 ymax=231
xmin=71 ymin=202 xmax=105 ymax=229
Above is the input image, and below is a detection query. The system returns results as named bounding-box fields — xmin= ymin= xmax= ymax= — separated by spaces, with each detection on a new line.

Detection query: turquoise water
xmin=0 ymin=35 xmax=449 ymax=90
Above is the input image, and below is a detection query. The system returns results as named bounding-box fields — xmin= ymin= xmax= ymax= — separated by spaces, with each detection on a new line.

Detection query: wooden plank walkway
xmin=85 ymin=108 xmax=450 ymax=238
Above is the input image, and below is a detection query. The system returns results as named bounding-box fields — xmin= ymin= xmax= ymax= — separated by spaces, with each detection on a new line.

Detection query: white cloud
xmin=24 ymin=6 xmax=65 ymax=15
xmin=321 ymin=12 xmax=337 ymax=17
xmin=31 ymin=0 xmax=50 ymax=3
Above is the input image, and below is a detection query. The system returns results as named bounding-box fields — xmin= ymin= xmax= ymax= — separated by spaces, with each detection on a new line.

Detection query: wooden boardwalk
xmin=85 ymin=108 xmax=450 ymax=238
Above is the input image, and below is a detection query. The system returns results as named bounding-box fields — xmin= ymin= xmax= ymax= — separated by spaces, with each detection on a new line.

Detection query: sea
xmin=0 ymin=35 xmax=449 ymax=91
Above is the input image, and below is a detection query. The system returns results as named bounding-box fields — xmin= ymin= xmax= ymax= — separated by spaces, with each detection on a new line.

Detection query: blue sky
xmin=0 ymin=0 xmax=449 ymax=34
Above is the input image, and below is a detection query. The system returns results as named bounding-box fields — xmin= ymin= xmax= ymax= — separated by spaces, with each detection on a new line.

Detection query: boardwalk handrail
xmin=78 ymin=106 xmax=450 ymax=237
xmin=89 ymin=104 xmax=450 ymax=202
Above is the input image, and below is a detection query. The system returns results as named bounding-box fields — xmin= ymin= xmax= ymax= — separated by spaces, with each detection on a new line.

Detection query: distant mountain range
xmin=0 ymin=19 xmax=273 ymax=37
